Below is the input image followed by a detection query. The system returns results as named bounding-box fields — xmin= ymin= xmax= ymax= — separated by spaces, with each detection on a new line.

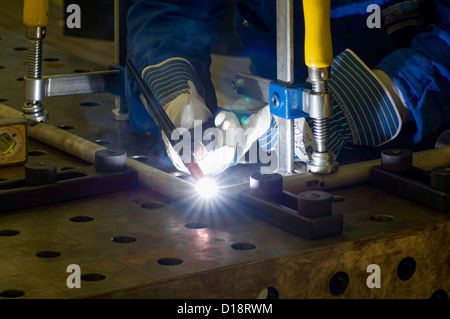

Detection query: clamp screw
xmin=271 ymin=93 xmax=280 ymax=108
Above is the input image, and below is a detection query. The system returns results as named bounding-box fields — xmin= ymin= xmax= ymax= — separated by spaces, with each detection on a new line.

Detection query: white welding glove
xmin=168 ymin=100 xmax=273 ymax=176
xmin=140 ymin=58 xmax=216 ymax=172
xmin=162 ymin=80 xmax=212 ymax=130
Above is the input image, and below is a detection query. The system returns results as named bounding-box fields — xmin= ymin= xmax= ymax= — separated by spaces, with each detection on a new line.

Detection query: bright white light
xmin=195 ymin=178 xmax=218 ymax=199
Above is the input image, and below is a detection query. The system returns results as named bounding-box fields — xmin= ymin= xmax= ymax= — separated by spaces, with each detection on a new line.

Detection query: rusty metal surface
xmin=0 ymin=29 xmax=449 ymax=299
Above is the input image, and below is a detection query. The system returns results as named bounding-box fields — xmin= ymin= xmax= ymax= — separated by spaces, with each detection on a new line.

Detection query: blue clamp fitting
xmin=269 ymin=81 xmax=309 ymax=119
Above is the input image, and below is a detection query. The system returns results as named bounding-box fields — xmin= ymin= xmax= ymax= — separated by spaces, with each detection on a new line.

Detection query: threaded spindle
xmin=28 ymin=39 xmax=42 ymax=79
xmin=313 ymin=118 xmax=329 ymax=153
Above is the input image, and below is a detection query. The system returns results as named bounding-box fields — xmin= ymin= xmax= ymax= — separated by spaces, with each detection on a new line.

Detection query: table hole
xmin=81 ymin=273 xmax=106 ymax=281
xmin=81 ymin=102 xmax=100 ymax=107
xmin=329 ymin=271 xmax=349 ymax=296
xmin=185 ymin=222 xmax=208 ymax=229
xmin=430 ymin=289 xmax=448 ymax=299
xmin=0 ymin=290 xmax=25 ymax=298
xmin=370 ymin=214 xmax=394 ymax=222
xmin=258 ymin=287 xmax=279 ymax=299
xmin=73 ymin=69 xmax=91 ymax=73
xmin=130 ymin=155 xmax=152 ymax=164
xmin=231 ymin=242 xmax=256 ymax=251
xmin=57 ymin=124 xmax=74 ymax=130
xmin=157 ymin=257 xmax=183 ymax=266
xmin=0 ymin=229 xmax=20 ymax=236
xmin=28 ymin=150 xmax=47 ymax=156
xmin=36 ymin=251 xmax=61 ymax=258
xmin=141 ymin=203 xmax=164 ymax=210
xmin=93 ymin=139 xmax=111 ymax=146
xmin=43 ymin=57 xmax=60 ymax=62
xmin=112 ymin=236 xmax=136 ymax=244
xmin=69 ymin=216 xmax=94 ymax=223
xmin=397 ymin=257 xmax=416 ymax=281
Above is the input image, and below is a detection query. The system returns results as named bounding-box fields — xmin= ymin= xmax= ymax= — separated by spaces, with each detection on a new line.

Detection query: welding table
xmin=0 ymin=29 xmax=449 ymax=299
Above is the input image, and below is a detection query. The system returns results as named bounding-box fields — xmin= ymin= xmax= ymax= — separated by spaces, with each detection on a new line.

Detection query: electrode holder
xmin=239 ymin=173 xmax=343 ymax=239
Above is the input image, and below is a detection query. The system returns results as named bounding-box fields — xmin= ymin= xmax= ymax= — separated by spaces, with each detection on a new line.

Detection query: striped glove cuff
xmin=141 ymin=57 xmax=206 ymax=108
xmin=328 ymin=49 xmax=402 ymax=155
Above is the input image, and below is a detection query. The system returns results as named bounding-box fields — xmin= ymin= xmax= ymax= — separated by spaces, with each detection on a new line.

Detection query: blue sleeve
xmin=376 ymin=0 xmax=450 ymax=143
xmin=125 ymin=0 xmax=225 ymax=134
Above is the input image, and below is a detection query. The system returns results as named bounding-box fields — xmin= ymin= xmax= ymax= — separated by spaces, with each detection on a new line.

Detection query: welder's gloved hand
xmin=139 ymin=57 xmax=216 ymax=174
xmin=141 ymin=57 xmax=213 ymax=130
xmin=259 ymin=49 xmax=404 ymax=160
xmin=169 ymin=100 xmax=272 ymax=176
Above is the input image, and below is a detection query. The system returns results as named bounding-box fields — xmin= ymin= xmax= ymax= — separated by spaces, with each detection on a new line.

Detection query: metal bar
xmin=46 ymin=70 xmax=121 ymax=97
xmin=277 ymin=116 xmax=295 ymax=174
xmin=275 ymin=0 xmax=295 ymax=174
xmin=22 ymin=70 xmax=122 ymax=100
xmin=276 ymin=0 xmax=294 ymax=84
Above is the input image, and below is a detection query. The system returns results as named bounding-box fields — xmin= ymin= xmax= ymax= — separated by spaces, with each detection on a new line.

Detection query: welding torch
xmin=126 ymin=59 xmax=206 ymax=181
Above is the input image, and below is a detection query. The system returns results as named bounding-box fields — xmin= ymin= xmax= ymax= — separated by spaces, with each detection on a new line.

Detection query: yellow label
xmin=0 ymin=122 xmax=27 ymax=166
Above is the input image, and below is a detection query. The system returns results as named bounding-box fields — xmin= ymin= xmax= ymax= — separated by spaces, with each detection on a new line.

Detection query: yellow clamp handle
xmin=303 ymin=0 xmax=333 ymax=69
xmin=23 ymin=0 xmax=49 ymax=27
